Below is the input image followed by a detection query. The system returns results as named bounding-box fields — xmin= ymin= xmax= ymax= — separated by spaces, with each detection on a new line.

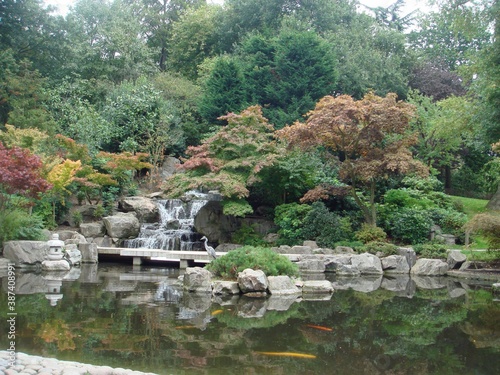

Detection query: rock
xmin=271 ymin=245 xmax=291 ymax=254
xmin=118 ymin=196 xmax=159 ymax=223
xmin=289 ymin=245 xmax=313 ymax=254
xmin=303 ymin=240 xmax=320 ymax=249
xmin=324 ymin=254 xmax=353 ymax=273
xmin=237 ymin=297 xmax=267 ymax=318
xmin=302 ymin=280 xmax=334 ymax=294
xmin=313 ymin=248 xmax=337 ymax=255
xmin=56 ymin=230 xmax=87 ymax=243
xmin=63 ymin=245 xmax=82 ymax=266
xmin=3 ymin=241 xmax=48 ymax=266
xmin=436 ymin=233 xmax=456 ymax=245
xmin=397 ymin=247 xmax=417 ymax=268
xmin=336 ymin=264 xmax=361 ymax=276
xmin=447 ymin=250 xmax=467 ymax=269
xmin=493 ymin=283 xmax=500 ymax=293
xmin=237 ymin=269 xmax=268 ymax=293
xmin=263 ymin=233 xmax=279 ymax=243
xmin=183 ymin=267 xmax=213 ymax=293
xmin=381 ymin=255 xmax=410 ymax=274
xmin=78 ymin=243 xmax=98 ymax=263
xmin=410 ymin=258 xmax=449 ymax=276
xmin=194 ymin=201 xmax=240 ymax=243
xmin=41 ymin=259 xmax=71 ymax=272
xmin=297 ymin=257 xmax=325 ymax=273
xmin=92 ymin=236 xmax=114 ymax=247
xmin=212 ymin=280 xmax=240 ymax=295
xmin=160 ymin=156 xmax=181 ymax=179
xmin=79 ymin=222 xmax=105 ymax=238
xmin=103 ymin=213 xmax=141 ymax=239
xmin=267 ymin=276 xmax=301 ymax=295
xmin=352 ymin=253 xmax=383 ymax=275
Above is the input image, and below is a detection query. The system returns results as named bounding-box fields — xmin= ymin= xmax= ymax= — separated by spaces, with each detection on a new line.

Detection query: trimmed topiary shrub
xmin=354 ymin=224 xmax=387 ymax=244
xmin=302 ymin=202 xmax=354 ymax=248
xmin=389 ymin=208 xmax=433 ymax=245
xmin=413 ymin=244 xmax=449 ymax=259
xmin=358 ymin=241 xmax=399 ymax=256
xmin=206 ymin=246 xmax=299 ymax=280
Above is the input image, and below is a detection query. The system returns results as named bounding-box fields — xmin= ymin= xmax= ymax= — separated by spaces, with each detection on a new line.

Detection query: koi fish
xmin=256 ymin=351 xmax=317 ymax=359
xmin=211 ymin=309 xmax=223 ymax=316
xmin=175 ymin=325 xmax=196 ymax=329
xmin=305 ymin=324 xmax=333 ymax=332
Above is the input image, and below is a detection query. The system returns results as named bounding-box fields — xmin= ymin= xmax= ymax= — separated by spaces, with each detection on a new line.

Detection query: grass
xmin=450 ymin=196 xmax=500 ymax=261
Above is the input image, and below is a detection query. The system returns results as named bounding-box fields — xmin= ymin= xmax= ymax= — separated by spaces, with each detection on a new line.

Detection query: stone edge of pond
xmin=0 ymin=350 xmax=158 ymax=375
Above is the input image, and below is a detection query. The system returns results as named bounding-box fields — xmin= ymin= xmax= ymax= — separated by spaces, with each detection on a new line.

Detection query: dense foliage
xmin=206 ymin=245 xmax=299 ymax=280
xmin=0 ymin=0 xmax=498 ymax=250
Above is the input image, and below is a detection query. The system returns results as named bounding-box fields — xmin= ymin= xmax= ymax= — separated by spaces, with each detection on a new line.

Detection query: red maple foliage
xmin=0 ymin=143 xmax=52 ymax=202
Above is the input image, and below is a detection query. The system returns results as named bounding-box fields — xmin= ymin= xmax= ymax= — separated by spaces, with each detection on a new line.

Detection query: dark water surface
xmin=1 ymin=264 xmax=499 ymax=375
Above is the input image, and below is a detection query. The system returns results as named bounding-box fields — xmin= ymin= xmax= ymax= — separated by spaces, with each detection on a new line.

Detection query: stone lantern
xmin=47 ymin=233 xmax=64 ymax=260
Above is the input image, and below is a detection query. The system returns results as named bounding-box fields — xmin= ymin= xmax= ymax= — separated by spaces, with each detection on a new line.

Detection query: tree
xmin=198 ymin=56 xmax=247 ymax=124
xmin=277 ymin=92 xmax=428 ymax=226
xmin=0 ymin=142 xmax=52 ymax=209
xmin=163 ymin=105 xmax=282 ymax=216
xmin=327 ymin=14 xmax=412 ymax=99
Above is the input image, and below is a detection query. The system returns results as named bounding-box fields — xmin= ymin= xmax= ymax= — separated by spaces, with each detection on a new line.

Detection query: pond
xmin=1 ymin=263 xmax=499 ymax=375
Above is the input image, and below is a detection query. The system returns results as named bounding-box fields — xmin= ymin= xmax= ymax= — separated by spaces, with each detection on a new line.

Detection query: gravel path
xmin=0 ymin=351 xmax=158 ymax=375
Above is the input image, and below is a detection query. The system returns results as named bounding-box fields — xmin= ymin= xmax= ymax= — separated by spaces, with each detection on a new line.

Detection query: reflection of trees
xmin=0 ymin=276 xmax=499 ymax=374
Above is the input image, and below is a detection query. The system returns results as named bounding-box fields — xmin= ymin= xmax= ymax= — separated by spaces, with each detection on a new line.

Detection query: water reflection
xmin=0 ymin=264 xmax=499 ymax=374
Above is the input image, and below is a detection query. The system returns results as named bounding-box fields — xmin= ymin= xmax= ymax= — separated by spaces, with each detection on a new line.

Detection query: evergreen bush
xmin=354 ymin=224 xmax=387 ymax=244
xmin=0 ymin=210 xmax=45 ymax=247
xmin=206 ymin=246 xmax=299 ymax=280
xmin=388 ymin=208 xmax=433 ymax=244
xmin=413 ymin=244 xmax=449 ymax=259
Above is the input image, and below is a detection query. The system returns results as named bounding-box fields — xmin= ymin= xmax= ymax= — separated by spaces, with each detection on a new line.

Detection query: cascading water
xmin=125 ymin=195 xmax=209 ymax=251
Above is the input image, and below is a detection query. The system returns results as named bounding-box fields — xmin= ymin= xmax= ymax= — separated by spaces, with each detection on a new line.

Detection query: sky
xmin=44 ymin=0 xmax=433 ymax=17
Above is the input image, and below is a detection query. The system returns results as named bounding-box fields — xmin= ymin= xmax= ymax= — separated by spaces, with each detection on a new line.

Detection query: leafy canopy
xmin=277 ymin=92 xmax=428 ymax=225
xmin=163 ymin=105 xmax=282 ymax=216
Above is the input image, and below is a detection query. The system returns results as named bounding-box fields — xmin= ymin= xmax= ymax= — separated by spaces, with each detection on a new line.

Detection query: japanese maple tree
xmin=0 ymin=143 xmax=52 ymax=209
xmin=277 ymin=92 xmax=428 ymax=226
xmin=163 ymin=105 xmax=282 ymax=216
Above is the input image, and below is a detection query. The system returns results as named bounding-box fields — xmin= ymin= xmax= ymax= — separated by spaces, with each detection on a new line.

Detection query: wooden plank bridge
xmin=97 ymin=247 xmax=300 ymax=269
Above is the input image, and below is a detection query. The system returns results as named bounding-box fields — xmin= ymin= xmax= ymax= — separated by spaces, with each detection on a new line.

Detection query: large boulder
xmin=237 ymin=269 xmax=268 ymax=294
xmin=118 ymin=196 xmax=159 ymax=223
xmin=447 ymin=250 xmax=467 ymax=269
xmin=267 ymin=276 xmax=301 ymax=295
xmin=397 ymin=247 xmax=417 ymax=268
xmin=56 ymin=230 xmax=87 ymax=244
xmin=79 ymin=222 xmax=105 ymax=238
xmin=194 ymin=201 xmax=240 ymax=243
xmin=78 ymin=243 xmax=98 ymax=263
xmin=212 ymin=280 xmax=240 ymax=295
xmin=351 ymin=253 xmax=383 ymax=275
xmin=297 ymin=256 xmax=325 ymax=273
xmin=302 ymin=280 xmax=334 ymax=294
xmin=41 ymin=259 xmax=71 ymax=272
xmin=3 ymin=241 xmax=48 ymax=266
xmin=381 ymin=255 xmax=410 ymax=274
xmin=103 ymin=213 xmax=141 ymax=239
xmin=183 ymin=267 xmax=213 ymax=293
xmin=324 ymin=254 xmax=353 ymax=273
xmin=410 ymin=258 xmax=449 ymax=276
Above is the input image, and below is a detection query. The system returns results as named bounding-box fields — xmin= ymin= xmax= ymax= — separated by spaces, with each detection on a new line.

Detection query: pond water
xmin=1 ymin=263 xmax=499 ymax=375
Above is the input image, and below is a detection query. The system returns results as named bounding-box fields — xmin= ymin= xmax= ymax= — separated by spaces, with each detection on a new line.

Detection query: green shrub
xmin=388 ymin=208 xmax=433 ymax=245
xmin=206 ymin=246 xmax=299 ymax=280
xmin=71 ymin=210 xmax=83 ymax=227
xmin=231 ymin=223 xmax=267 ymax=246
xmin=402 ymin=175 xmax=444 ymax=192
xmin=358 ymin=241 xmax=399 ymax=256
xmin=354 ymin=224 xmax=387 ymax=244
xmin=0 ymin=210 xmax=45 ymax=247
xmin=93 ymin=204 xmax=106 ymax=219
xmin=302 ymin=202 xmax=354 ymax=248
xmin=413 ymin=244 xmax=449 ymax=259
xmin=274 ymin=203 xmax=312 ymax=245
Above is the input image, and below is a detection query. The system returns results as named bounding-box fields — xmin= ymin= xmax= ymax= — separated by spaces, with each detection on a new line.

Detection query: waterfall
xmin=125 ymin=196 xmax=209 ymax=251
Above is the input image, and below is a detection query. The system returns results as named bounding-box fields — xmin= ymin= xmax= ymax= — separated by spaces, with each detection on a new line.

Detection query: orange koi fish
xmin=256 ymin=351 xmax=317 ymax=359
xmin=175 ymin=325 xmax=196 ymax=329
xmin=211 ymin=309 xmax=223 ymax=316
xmin=305 ymin=324 xmax=333 ymax=332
